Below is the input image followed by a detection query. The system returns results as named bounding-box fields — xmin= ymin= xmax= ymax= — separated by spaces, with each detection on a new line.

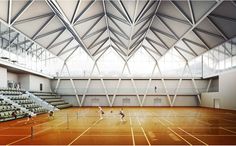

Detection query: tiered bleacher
xmin=7 ymin=95 xmax=47 ymax=114
xmin=30 ymin=91 xmax=72 ymax=109
xmin=0 ymin=88 xmax=48 ymax=115
xmin=0 ymin=98 xmax=26 ymax=122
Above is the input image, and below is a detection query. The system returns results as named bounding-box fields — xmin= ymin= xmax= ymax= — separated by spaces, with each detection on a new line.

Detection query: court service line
xmin=162 ymin=118 xmax=174 ymax=126
xmin=152 ymin=112 xmax=191 ymax=146
xmin=136 ymin=116 xmax=151 ymax=146
xmin=129 ymin=112 xmax=135 ymax=146
xmin=157 ymin=119 xmax=167 ymax=127
xmin=7 ymin=118 xmax=68 ymax=146
xmin=167 ymin=127 xmax=192 ymax=146
xmin=178 ymin=127 xmax=208 ymax=146
xmin=220 ymin=127 xmax=236 ymax=134
xmin=174 ymin=134 xmax=236 ymax=136
xmin=68 ymin=118 xmax=102 ymax=146
xmin=194 ymin=119 xmax=212 ymax=126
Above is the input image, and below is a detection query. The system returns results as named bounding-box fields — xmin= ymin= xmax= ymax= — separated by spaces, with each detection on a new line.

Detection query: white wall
xmin=0 ymin=66 xmax=7 ymax=88
xmin=201 ymin=69 xmax=236 ymax=110
xmin=18 ymin=74 xmax=30 ymax=90
xmin=0 ymin=66 xmax=51 ymax=91
xmin=61 ymin=96 xmax=80 ymax=106
xmin=54 ymin=78 xmax=207 ymax=107
xmin=29 ymin=74 xmax=51 ymax=92
xmin=7 ymin=72 xmax=18 ymax=82
xmin=18 ymin=74 xmax=51 ymax=91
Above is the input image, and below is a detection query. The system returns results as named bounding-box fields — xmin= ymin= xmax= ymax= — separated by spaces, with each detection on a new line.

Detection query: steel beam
xmin=11 ymin=0 xmax=34 ymax=25
xmin=73 ymin=0 xmax=96 ymax=24
xmin=46 ymin=0 xmax=92 ymax=57
xmin=14 ymin=12 xmax=54 ymax=25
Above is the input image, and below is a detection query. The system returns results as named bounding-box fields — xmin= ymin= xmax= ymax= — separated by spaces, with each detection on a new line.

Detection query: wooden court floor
xmin=1 ymin=107 xmax=236 ymax=145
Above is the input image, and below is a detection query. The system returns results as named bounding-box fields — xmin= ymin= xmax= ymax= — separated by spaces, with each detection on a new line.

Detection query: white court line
xmin=7 ymin=119 xmax=67 ymax=146
xmin=152 ymin=112 xmax=191 ymax=146
xmin=68 ymin=118 xmax=102 ymax=146
xmin=220 ymin=127 xmax=236 ymax=134
xmin=136 ymin=115 xmax=151 ymax=146
xmin=157 ymin=119 xmax=166 ymax=127
xmin=178 ymin=127 xmax=208 ymax=146
xmin=140 ymin=127 xmax=151 ymax=146
xmin=0 ymin=134 xmax=30 ymax=136
xmin=177 ymin=134 xmax=236 ymax=136
xmin=129 ymin=112 xmax=135 ymax=146
xmin=80 ymin=134 xmax=143 ymax=136
xmin=195 ymin=119 xmax=212 ymax=126
xmin=162 ymin=118 xmax=174 ymax=126
xmin=167 ymin=127 xmax=192 ymax=146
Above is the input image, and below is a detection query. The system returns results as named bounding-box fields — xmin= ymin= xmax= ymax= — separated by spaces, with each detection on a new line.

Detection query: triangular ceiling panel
xmin=175 ymin=40 xmax=197 ymax=57
xmin=0 ymin=0 xmax=8 ymax=22
xmin=36 ymin=30 xmax=63 ymax=49
xmin=36 ymin=16 xmax=63 ymax=37
xmin=159 ymin=16 xmax=191 ymax=38
xmin=191 ymin=0 xmax=216 ymax=22
xmin=13 ymin=16 xmax=52 ymax=38
xmin=171 ymin=1 xmax=192 ymax=23
xmin=79 ymin=1 xmax=103 ymax=21
xmin=56 ymin=0 xmax=78 ymax=22
xmin=208 ymin=11 xmax=236 ymax=39
xmin=2 ymin=0 xmax=236 ymax=65
xmin=74 ymin=15 xmax=104 ymax=37
xmin=133 ymin=18 xmax=150 ymax=36
xmin=15 ymin=1 xmax=52 ymax=21
xmin=137 ymin=1 xmax=157 ymax=22
xmin=184 ymin=31 xmax=208 ymax=49
xmin=121 ymin=0 xmax=136 ymax=22
xmin=49 ymin=30 xmax=73 ymax=47
xmin=176 ymin=47 xmax=195 ymax=61
xmin=193 ymin=29 xmax=225 ymax=49
xmin=184 ymin=39 xmax=206 ymax=56
xmin=106 ymin=0 xmax=129 ymax=22
xmin=74 ymin=0 xmax=94 ymax=21
xmin=11 ymin=0 xmax=30 ymax=21
xmin=151 ymin=17 xmax=174 ymax=37
xmin=58 ymin=39 xmax=78 ymax=55
xmin=84 ymin=30 xmax=108 ymax=48
xmin=153 ymin=30 xmax=176 ymax=48
xmin=158 ymin=0 xmax=190 ymax=22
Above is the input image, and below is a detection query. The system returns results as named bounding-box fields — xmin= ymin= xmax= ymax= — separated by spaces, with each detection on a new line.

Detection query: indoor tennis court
xmin=1 ymin=0 xmax=236 ymax=145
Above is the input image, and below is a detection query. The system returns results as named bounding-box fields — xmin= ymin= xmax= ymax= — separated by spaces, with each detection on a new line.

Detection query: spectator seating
xmin=0 ymin=99 xmax=26 ymax=122
xmin=31 ymin=91 xmax=72 ymax=109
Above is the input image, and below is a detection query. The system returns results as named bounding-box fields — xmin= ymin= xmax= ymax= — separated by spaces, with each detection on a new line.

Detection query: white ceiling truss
xmin=0 ymin=0 xmax=236 ymax=62
xmin=54 ymin=48 xmax=203 ymax=107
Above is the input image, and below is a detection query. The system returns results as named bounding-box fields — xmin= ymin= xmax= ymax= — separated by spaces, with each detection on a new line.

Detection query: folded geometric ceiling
xmin=0 ymin=0 xmax=236 ymax=61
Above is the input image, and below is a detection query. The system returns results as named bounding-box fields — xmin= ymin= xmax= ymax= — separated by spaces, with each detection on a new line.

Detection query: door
xmin=122 ymin=98 xmax=130 ymax=106
xmin=214 ymin=98 xmax=220 ymax=109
